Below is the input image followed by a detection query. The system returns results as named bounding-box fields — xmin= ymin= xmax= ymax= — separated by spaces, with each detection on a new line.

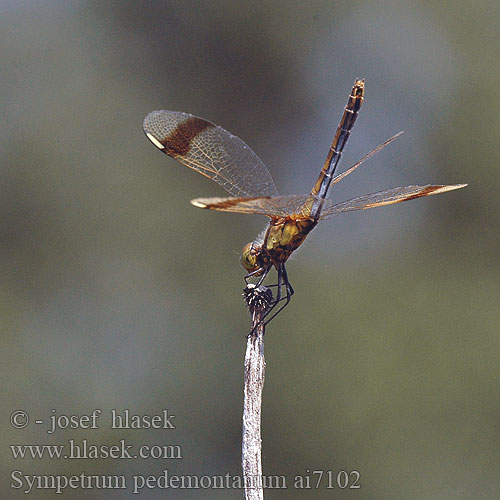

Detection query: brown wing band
xmin=161 ymin=117 xmax=215 ymax=157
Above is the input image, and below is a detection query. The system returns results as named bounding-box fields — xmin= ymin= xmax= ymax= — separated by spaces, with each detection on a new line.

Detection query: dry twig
xmin=242 ymin=285 xmax=272 ymax=500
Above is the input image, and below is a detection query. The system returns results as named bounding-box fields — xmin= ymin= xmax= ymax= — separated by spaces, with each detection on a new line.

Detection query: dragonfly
xmin=143 ymin=79 xmax=466 ymax=327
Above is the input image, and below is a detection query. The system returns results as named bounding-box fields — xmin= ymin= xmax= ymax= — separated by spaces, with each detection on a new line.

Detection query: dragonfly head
xmin=241 ymin=242 xmax=264 ymax=274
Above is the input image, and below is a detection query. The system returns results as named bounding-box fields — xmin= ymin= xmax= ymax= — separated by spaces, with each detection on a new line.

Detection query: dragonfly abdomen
xmin=309 ymin=79 xmax=365 ymax=219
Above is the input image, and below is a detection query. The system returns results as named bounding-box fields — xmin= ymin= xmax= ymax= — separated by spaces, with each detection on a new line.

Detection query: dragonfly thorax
xmin=241 ymin=217 xmax=318 ymax=275
xmin=264 ymin=217 xmax=317 ymax=265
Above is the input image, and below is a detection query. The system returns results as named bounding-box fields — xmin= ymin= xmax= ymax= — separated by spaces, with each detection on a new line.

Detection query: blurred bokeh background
xmin=1 ymin=1 xmax=498 ymax=499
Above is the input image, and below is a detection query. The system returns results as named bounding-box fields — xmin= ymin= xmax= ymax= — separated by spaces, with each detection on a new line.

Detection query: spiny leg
xmin=262 ymin=264 xmax=294 ymax=327
xmin=244 ymin=266 xmax=273 ymax=336
xmin=244 ymin=264 xmax=295 ymax=335
xmin=246 ymin=265 xmax=284 ymax=336
xmin=250 ymin=263 xmax=294 ymax=333
xmin=246 ymin=265 xmax=288 ymax=337
xmin=244 ymin=266 xmax=270 ymax=286
xmin=282 ymin=265 xmax=294 ymax=297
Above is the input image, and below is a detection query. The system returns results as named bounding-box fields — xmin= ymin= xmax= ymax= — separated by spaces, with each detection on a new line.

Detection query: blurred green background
xmin=1 ymin=1 xmax=498 ymax=499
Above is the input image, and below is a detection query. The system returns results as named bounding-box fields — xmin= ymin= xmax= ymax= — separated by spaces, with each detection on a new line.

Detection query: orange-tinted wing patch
xmin=319 ymin=184 xmax=467 ymax=219
xmin=143 ymin=111 xmax=279 ymax=198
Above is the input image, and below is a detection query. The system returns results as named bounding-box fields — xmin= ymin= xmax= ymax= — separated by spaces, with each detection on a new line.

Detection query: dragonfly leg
xmin=245 ymin=264 xmax=295 ymax=335
xmin=262 ymin=264 xmax=294 ymax=327
xmin=244 ymin=266 xmax=270 ymax=286
xmin=282 ymin=265 xmax=294 ymax=297
xmin=245 ymin=265 xmax=282 ymax=336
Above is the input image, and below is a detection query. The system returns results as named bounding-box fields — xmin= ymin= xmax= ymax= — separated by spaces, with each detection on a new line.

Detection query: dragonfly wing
xmin=331 ymin=132 xmax=403 ymax=186
xmin=191 ymin=194 xmax=333 ymax=218
xmin=143 ymin=110 xmax=279 ymax=198
xmin=319 ymin=184 xmax=467 ymax=219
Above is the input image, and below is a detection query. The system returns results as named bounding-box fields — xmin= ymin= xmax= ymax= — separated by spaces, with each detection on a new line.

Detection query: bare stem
xmin=242 ymin=285 xmax=271 ymax=500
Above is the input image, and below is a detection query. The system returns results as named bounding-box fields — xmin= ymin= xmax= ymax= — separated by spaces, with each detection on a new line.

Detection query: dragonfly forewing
xmin=191 ymin=194 xmax=333 ymax=218
xmin=143 ymin=110 xmax=279 ymax=198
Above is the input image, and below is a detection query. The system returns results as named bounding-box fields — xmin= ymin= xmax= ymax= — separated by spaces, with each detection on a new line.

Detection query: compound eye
xmin=241 ymin=242 xmax=260 ymax=272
